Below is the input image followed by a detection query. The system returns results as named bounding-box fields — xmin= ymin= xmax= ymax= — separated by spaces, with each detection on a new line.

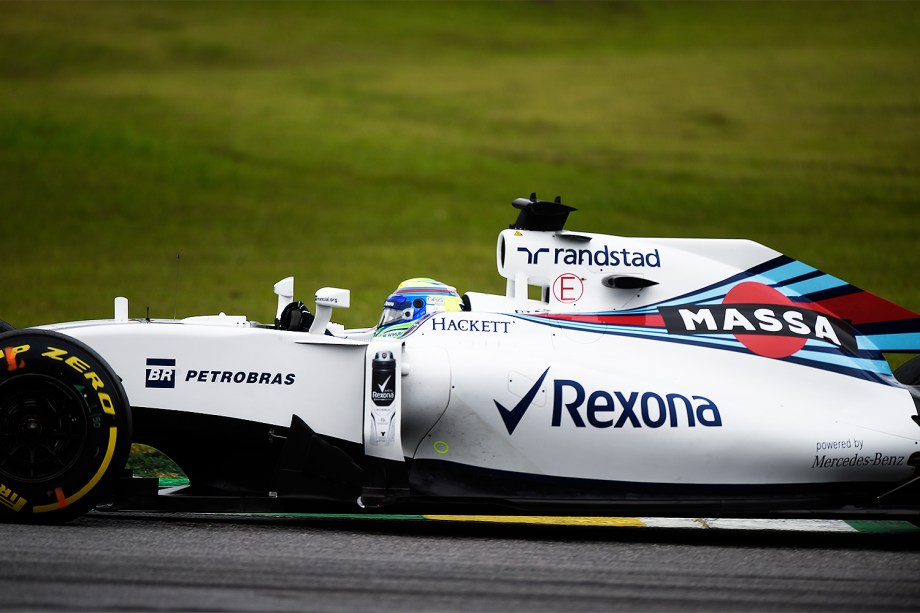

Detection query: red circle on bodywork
xmin=723 ymin=282 xmax=807 ymax=358
xmin=553 ymin=273 xmax=584 ymax=304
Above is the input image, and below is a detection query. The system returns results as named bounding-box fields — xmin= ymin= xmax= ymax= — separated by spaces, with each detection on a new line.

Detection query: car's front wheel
xmin=0 ymin=329 xmax=132 ymax=522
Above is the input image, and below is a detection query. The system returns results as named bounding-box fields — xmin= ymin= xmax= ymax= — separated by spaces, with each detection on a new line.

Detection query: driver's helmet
xmin=374 ymin=278 xmax=461 ymax=338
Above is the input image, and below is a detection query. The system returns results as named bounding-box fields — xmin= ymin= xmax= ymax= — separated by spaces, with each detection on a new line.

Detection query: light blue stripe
xmin=520 ymin=315 xmax=891 ymax=376
xmin=614 ymin=261 xmax=817 ymax=313
xmin=759 ymin=260 xmax=817 ymax=284
xmin=860 ymin=332 xmax=920 ymax=352
xmin=784 ymin=274 xmax=847 ymax=296
xmin=653 ymin=263 xmax=814 ymax=309
xmin=792 ymin=349 xmax=892 ymax=375
xmin=518 ymin=316 xmax=749 ymax=349
xmin=652 ymin=291 xmax=727 ymax=308
xmin=653 ymin=276 xmax=798 ymax=309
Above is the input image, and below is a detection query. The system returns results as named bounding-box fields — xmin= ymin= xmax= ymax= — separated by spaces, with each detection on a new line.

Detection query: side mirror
xmin=310 ymin=288 xmax=351 ymax=335
xmin=274 ymin=277 xmax=295 ymax=322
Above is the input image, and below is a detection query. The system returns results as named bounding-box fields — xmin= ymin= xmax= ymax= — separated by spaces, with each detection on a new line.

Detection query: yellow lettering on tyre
xmin=41 ymin=346 xmax=68 ymax=361
xmin=38 ymin=345 xmax=114 ymax=414
xmin=98 ymin=392 xmax=115 ymax=415
xmin=65 ymin=355 xmax=90 ymax=373
xmin=33 ymin=427 xmax=118 ymax=514
xmin=84 ymin=371 xmax=105 ymax=391
xmin=0 ymin=483 xmax=27 ymax=512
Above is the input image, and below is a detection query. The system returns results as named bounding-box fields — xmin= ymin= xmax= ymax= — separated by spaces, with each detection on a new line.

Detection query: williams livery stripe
xmin=520 ymin=256 xmax=919 ymax=383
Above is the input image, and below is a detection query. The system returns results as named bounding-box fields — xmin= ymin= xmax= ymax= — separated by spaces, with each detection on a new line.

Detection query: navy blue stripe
xmin=745 ymin=254 xmax=795 ymax=277
xmin=146 ymin=358 xmax=176 ymax=366
xmin=802 ymin=283 xmax=860 ymax=303
xmin=634 ymin=255 xmax=796 ymax=312
xmin=858 ymin=319 xmax=920 ymax=335
xmin=775 ymin=269 xmax=825 ymax=288
xmin=516 ymin=316 xmax=891 ymax=384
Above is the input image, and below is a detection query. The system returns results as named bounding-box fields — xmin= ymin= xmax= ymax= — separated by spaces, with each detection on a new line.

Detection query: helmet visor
xmin=378 ymin=294 xmax=417 ymax=328
xmin=379 ymin=305 xmax=414 ymax=328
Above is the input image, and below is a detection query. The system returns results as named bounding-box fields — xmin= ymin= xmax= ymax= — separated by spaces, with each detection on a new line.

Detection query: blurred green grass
xmin=1 ymin=1 xmax=918 ymax=333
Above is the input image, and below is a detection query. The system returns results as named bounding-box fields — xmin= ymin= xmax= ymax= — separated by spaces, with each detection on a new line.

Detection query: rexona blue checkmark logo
xmin=494 ymin=367 xmax=551 ymax=435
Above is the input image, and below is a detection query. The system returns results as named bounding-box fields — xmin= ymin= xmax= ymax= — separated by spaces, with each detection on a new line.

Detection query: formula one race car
xmin=2 ymin=195 xmax=920 ymax=523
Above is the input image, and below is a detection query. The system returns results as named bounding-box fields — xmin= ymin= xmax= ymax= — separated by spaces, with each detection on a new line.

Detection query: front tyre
xmin=0 ymin=329 xmax=132 ymax=522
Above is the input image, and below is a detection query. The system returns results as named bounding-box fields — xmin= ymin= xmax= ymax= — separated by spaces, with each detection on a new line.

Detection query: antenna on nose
xmin=173 ymin=254 xmax=181 ymax=320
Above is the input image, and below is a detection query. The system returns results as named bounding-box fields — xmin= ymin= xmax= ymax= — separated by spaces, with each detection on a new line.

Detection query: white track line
xmin=640 ymin=517 xmax=857 ymax=532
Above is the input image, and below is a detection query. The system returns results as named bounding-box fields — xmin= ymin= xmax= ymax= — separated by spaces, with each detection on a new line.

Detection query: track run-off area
xmin=2 ymin=511 xmax=919 ymax=611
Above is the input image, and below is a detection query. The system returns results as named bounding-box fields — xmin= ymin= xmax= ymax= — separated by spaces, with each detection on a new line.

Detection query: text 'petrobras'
xmin=185 ymin=369 xmax=295 ymax=385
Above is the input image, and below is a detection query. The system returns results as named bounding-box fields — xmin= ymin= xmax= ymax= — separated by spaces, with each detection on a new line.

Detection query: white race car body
xmin=4 ymin=196 xmax=919 ymax=520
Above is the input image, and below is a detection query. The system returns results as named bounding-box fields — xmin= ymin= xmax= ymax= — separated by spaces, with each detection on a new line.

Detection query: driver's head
xmin=374 ymin=278 xmax=461 ymax=338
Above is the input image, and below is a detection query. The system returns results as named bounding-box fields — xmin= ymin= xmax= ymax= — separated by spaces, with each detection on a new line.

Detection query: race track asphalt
xmin=2 ymin=512 xmax=919 ymax=611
